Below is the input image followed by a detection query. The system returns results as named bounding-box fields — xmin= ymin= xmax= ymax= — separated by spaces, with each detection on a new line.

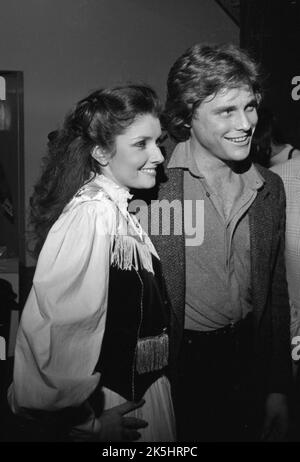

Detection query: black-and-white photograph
xmin=0 ymin=0 xmax=300 ymax=449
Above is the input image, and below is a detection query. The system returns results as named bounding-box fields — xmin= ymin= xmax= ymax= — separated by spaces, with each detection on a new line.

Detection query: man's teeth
xmin=225 ymin=135 xmax=248 ymax=143
xmin=141 ymin=168 xmax=156 ymax=173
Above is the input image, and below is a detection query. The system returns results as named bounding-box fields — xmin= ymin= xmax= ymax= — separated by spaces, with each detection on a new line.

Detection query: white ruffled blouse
xmin=8 ymin=174 xmax=175 ymax=441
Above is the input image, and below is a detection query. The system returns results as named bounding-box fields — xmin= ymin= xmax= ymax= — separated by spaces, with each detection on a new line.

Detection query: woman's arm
xmin=10 ymin=201 xmax=111 ymax=422
xmin=9 ymin=199 xmax=148 ymax=440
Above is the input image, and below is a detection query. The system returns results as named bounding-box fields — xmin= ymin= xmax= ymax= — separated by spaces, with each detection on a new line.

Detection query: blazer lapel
xmin=150 ymin=167 xmax=185 ymax=330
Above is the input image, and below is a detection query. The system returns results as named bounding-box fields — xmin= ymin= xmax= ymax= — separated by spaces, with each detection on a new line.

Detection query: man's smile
xmin=224 ymin=134 xmax=251 ymax=145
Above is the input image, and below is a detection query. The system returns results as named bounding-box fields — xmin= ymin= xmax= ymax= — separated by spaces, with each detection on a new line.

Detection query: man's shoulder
xmin=254 ymin=162 xmax=277 ymax=179
xmin=254 ymin=163 xmax=284 ymax=189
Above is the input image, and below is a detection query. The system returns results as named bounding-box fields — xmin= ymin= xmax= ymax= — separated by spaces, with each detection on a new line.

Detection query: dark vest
xmin=94 ymin=255 xmax=170 ymax=401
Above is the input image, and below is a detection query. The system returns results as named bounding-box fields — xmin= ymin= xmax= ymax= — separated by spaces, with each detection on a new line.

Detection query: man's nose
xmin=235 ymin=111 xmax=252 ymax=131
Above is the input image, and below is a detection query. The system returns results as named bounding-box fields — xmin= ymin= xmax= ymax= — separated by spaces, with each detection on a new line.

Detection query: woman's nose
xmin=151 ymin=145 xmax=164 ymax=164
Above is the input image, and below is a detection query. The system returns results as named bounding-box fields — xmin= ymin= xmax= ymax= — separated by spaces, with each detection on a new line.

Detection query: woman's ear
xmin=91 ymin=146 xmax=109 ymax=167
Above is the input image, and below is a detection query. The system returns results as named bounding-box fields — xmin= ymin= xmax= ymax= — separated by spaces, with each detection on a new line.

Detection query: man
xmin=148 ymin=43 xmax=292 ymax=441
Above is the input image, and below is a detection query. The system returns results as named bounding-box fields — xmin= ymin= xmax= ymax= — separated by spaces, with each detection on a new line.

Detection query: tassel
xmin=111 ymin=234 xmax=154 ymax=274
xmin=136 ymin=330 xmax=169 ymax=374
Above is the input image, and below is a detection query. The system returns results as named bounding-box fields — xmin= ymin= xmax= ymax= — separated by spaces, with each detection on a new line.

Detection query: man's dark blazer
xmin=147 ymin=141 xmax=292 ymax=397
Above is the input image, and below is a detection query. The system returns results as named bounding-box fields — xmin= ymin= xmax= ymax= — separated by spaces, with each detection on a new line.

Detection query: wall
xmin=0 ymin=0 xmax=238 ymax=265
xmin=241 ymin=0 xmax=300 ymax=149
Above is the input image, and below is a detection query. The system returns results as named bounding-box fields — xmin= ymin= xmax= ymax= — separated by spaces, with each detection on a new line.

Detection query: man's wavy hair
xmin=162 ymin=43 xmax=262 ymax=142
xmin=29 ymin=84 xmax=161 ymax=257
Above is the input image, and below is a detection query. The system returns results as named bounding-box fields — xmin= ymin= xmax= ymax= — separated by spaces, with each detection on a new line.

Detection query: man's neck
xmin=191 ymin=145 xmax=236 ymax=186
xmin=190 ymin=143 xmax=251 ymax=219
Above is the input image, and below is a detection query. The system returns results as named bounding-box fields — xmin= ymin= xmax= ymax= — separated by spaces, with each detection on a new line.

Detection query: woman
xmin=8 ymin=85 xmax=175 ymax=442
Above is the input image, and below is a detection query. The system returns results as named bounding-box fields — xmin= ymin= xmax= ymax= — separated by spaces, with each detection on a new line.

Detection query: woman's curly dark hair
xmin=29 ymin=84 xmax=161 ymax=257
xmin=162 ymin=43 xmax=263 ymax=142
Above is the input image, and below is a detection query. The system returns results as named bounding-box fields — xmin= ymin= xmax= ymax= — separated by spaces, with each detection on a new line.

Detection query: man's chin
xmin=228 ymin=147 xmax=251 ymax=162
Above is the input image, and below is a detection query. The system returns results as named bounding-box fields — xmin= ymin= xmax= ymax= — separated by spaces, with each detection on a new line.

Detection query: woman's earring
xmin=91 ymin=146 xmax=108 ymax=167
xmin=97 ymin=158 xmax=108 ymax=167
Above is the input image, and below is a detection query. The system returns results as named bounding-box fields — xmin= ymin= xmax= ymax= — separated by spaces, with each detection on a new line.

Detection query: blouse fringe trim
xmin=136 ymin=330 xmax=169 ymax=374
xmin=111 ymin=233 xmax=155 ymax=274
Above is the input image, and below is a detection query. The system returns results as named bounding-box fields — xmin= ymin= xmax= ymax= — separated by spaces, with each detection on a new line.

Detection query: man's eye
xmin=246 ymin=105 xmax=256 ymax=112
xmin=221 ymin=109 xmax=233 ymax=116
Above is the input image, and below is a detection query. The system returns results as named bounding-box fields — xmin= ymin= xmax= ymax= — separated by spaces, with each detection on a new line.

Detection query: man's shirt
xmin=168 ymin=140 xmax=264 ymax=331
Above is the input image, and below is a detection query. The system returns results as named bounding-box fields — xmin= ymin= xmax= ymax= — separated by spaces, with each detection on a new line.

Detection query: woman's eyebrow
xmin=131 ymin=135 xmax=151 ymax=141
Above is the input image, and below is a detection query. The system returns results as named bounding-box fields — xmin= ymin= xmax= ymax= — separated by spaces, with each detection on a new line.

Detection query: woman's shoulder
xmin=49 ymin=177 xmax=117 ymax=237
xmin=63 ymin=175 xmax=115 ymax=214
xmin=75 ymin=175 xmax=111 ymax=200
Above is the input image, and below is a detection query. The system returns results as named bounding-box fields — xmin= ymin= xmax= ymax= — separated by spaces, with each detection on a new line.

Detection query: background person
xmin=270 ymin=158 xmax=300 ymax=372
xmin=251 ymin=107 xmax=300 ymax=167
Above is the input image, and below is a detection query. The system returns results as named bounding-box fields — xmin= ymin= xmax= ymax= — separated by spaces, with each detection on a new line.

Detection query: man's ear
xmin=256 ymin=93 xmax=262 ymax=107
xmin=91 ymin=146 xmax=109 ymax=167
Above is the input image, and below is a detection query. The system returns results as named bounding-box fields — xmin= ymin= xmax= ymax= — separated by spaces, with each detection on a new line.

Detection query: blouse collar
xmin=93 ymin=174 xmax=133 ymax=213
